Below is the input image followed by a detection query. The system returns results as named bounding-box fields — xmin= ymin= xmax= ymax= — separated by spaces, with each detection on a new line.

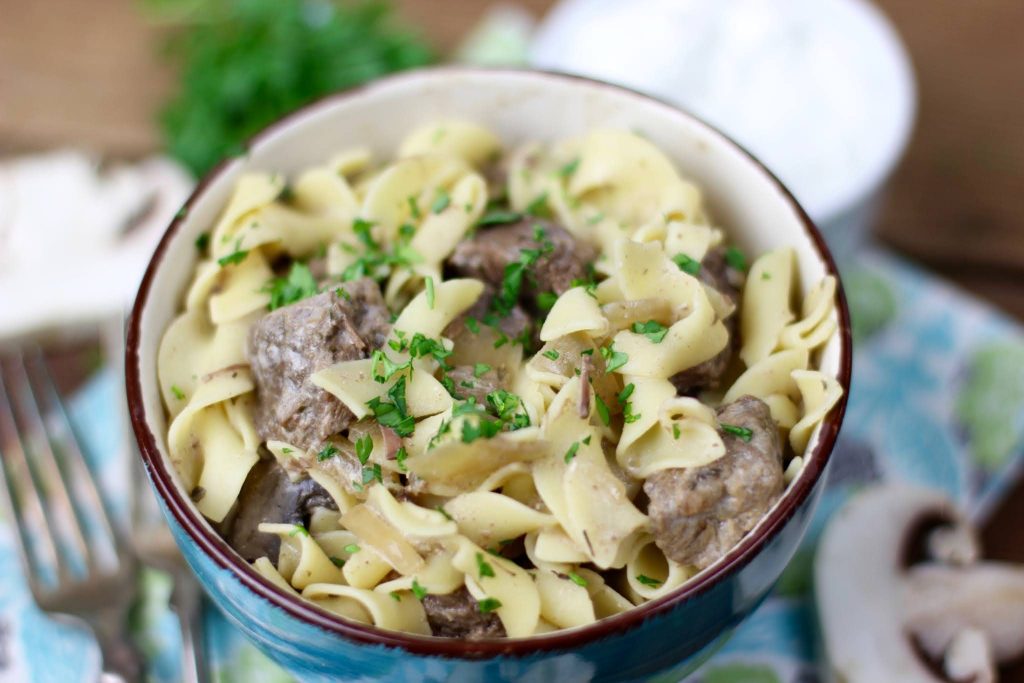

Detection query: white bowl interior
xmin=135 ymin=67 xmax=843 ymax=562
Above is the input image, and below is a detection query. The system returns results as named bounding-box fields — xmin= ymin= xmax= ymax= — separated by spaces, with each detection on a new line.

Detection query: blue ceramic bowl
xmin=126 ymin=67 xmax=852 ymax=683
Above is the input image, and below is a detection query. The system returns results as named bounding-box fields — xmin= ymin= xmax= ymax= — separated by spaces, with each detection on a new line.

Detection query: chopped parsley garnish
xmin=762 ymin=271 xmax=772 ymax=280
xmin=395 ymin=446 xmax=408 ymax=472
xmin=460 ymin=380 xmax=475 ymax=389
xmin=563 ymin=441 xmax=580 ymax=464
xmin=594 ymin=396 xmax=611 ymax=426
xmin=194 ymin=232 xmax=210 ymax=252
xmin=673 ymin=423 xmax=682 ymax=440
xmin=623 ymin=402 xmax=641 ymax=424
xmin=366 ymin=379 xmax=415 ymax=438
xmin=362 ymin=463 xmax=383 ymax=485
xmin=567 ymin=571 xmax=588 ymax=587
xmin=536 ymin=291 xmax=558 ymax=311
xmin=525 ymin=192 xmax=551 ymax=218
xmin=329 ymin=556 xmax=345 ymax=568
xmin=582 ymin=435 xmax=592 ymax=445
xmin=264 ymin=262 xmax=318 ymax=311
xmin=407 ymin=195 xmax=421 ymax=220
xmin=344 ymin=543 xmax=360 ymax=554
xmin=428 ymin=420 xmax=452 ymax=450
xmin=542 ymin=349 xmax=559 ymax=361
xmin=636 ymin=574 xmax=663 ymax=587
xmin=424 ymin=276 xmax=435 ymax=309
xmin=371 ymin=349 xmax=411 ymax=383
xmin=353 ymin=218 xmax=377 ymax=247
xmin=435 ymin=505 xmax=453 ymax=521
xmin=335 ymin=287 xmax=351 ymax=301
xmin=452 ymin=398 xmax=486 ymax=418
xmin=477 ymin=597 xmax=502 ymax=613
xmin=465 ymin=317 xmax=480 ymax=334
xmin=586 ymin=212 xmax=605 ymax=225
xmin=672 ymin=253 xmax=702 ymax=275
xmin=491 ymin=238 xmax=554 ymax=317
xmin=475 ymin=552 xmax=496 ymax=579
xmin=725 ymin=246 xmax=748 ymax=272
xmin=461 ymin=418 xmax=503 ymax=443
xmin=557 ymin=157 xmax=580 ymax=178
xmin=389 ymin=591 xmax=402 ymax=602
xmin=341 ymin=217 xmax=422 ymax=283
xmin=477 ymin=210 xmax=522 ymax=226
xmin=600 ymin=344 xmax=629 ymax=373
xmin=486 ymin=389 xmax=522 ymax=421
xmin=317 ymin=444 xmax=339 ymax=462
xmin=617 ymin=383 xmax=635 ymax=405
xmin=721 ymin=423 xmax=754 ymax=442
xmin=632 ymin=320 xmax=669 ymax=344
xmin=473 ymin=363 xmax=491 ymax=377
xmin=431 ymin=188 xmax=450 ymax=214
xmin=411 ymin=579 xmax=428 ymax=600
xmin=288 ymin=524 xmax=309 ymax=537
xmin=217 ymin=245 xmax=249 ymax=267
xmin=281 ymin=447 xmax=293 ymax=454
xmin=170 ymin=385 xmax=186 ymax=400
xmin=354 ymin=436 xmax=373 ymax=465
xmin=569 ymin=263 xmax=600 ymax=298
xmin=407 ymin=333 xmax=453 ymax=368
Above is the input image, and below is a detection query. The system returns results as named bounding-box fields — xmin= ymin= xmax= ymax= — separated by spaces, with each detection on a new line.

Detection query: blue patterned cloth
xmin=0 ymin=246 xmax=1021 ymax=682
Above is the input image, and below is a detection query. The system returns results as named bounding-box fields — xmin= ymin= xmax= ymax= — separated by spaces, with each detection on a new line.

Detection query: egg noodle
xmin=158 ymin=121 xmax=842 ymax=637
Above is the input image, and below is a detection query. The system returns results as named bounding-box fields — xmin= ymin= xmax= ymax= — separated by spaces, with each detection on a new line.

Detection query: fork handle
xmin=171 ymin=574 xmax=209 ymax=683
xmin=92 ymin=605 xmax=143 ymax=682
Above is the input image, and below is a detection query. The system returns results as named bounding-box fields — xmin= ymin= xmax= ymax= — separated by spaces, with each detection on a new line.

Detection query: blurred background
xmin=0 ymin=0 xmax=1022 ymax=681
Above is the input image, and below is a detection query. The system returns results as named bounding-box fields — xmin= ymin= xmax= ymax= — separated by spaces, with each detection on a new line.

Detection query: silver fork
xmin=129 ymin=445 xmax=209 ymax=683
xmin=0 ymin=348 xmax=141 ymax=682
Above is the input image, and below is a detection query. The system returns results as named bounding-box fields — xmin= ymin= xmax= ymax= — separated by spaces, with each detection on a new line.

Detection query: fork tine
xmin=23 ymin=347 xmax=122 ymax=566
xmin=0 ymin=358 xmax=62 ymax=588
xmin=5 ymin=351 xmax=97 ymax=573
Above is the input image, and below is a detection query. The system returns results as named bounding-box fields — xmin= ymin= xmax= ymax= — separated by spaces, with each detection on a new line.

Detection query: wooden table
xmin=2 ymin=0 xmax=1022 ymax=675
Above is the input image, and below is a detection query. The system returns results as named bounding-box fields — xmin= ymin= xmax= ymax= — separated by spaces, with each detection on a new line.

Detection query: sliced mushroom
xmin=816 ymin=485 xmax=1024 ymax=682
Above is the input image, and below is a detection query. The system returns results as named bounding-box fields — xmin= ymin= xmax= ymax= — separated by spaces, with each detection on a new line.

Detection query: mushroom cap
xmin=815 ymin=485 xmax=971 ymax=682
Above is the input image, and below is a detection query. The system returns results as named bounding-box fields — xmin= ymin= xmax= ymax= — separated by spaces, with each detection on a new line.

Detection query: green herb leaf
xmin=475 ymin=552 xmax=496 ymax=579
xmin=631 ymin=320 xmax=669 ymax=344
xmin=525 ymin=192 xmax=550 ymax=217
xmin=354 ymin=436 xmax=373 ymax=465
xmin=721 ymin=423 xmax=754 ymax=442
xmin=264 ymin=262 xmax=319 ymax=311
xmin=465 ymin=317 xmax=480 ymax=334
xmin=317 ymin=444 xmax=339 ymax=462
xmin=725 ymin=246 xmax=748 ymax=272
xmin=344 ymin=543 xmax=360 ymax=554
xmin=567 ymin=571 xmax=588 ymax=587
xmin=477 ymin=597 xmax=502 ymax=613
xmin=217 ymin=248 xmax=249 ymax=267
xmin=288 ymin=524 xmax=309 ymax=537
xmin=424 ymin=276 xmax=435 ymax=309
xmin=672 ymin=253 xmax=702 ymax=275
xmin=158 ymin=1 xmax=434 ymax=176
xmin=431 ymin=188 xmax=450 ymax=214
xmin=594 ymin=396 xmax=611 ymax=426
xmin=536 ymin=291 xmax=558 ymax=311
xmin=473 ymin=363 xmax=491 ymax=378
xmin=636 ymin=574 xmax=663 ymax=587
xmin=617 ymin=383 xmax=635 ymax=405
xmin=329 ymin=556 xmax=345 ymax=568
xmin=371 ymin=349 xmax=410 ymax=383
xmin=563 ymin=441 xmax=580 ymax=464
xmin=600 ymin=344 xmax=629 ymax=373
xmin=673 ymin=423 xmax=682 ymax=439
xmin=557 ymin=158 xmax=580 ymax=178
xmin=435 ymin=505 xmax=453 ymax=521
xmin=477 ymin=210 xmax=522 ymax=226
xmin=194 ymin=232 xmax=210 ymax=252
xmin=623 ymin=402 xmax=641 ymax=424
xmin=411 ymin=579 xmax=428 ymax=600
xmin=542 ymin=349 xmax=559 ymax=361
xmin=395 ymin=446 xmax=408 ymax=473
xmin=389 ymin=591 xmax=402 ymax=602
xmin=170 ymin=385 xmax=186 ymax=400
xmin=582 ymin=435 xmax=592 ymax=445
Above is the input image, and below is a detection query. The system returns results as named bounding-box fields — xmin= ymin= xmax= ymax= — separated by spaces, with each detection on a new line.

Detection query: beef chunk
xmin=670 ymin=247 xmax=745 ymax=394
xmin=247 ymin=278 xmax=390 ymax=451
xmin=448 ymin=218 xmax=595 ymax=302
xmin=221 ymin=459 xmax=337 ymax=563
xmin=643 ymin=395 xmax=783 ymax=570
xmin=422 ymin=587 xmax=506 ymax=639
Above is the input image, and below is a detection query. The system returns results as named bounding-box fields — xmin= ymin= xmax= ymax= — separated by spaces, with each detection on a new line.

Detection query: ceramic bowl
xmin=126 ymin=67 xmax=852 ymax=683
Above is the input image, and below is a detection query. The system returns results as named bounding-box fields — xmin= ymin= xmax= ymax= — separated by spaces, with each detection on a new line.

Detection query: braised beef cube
xmin=246 ymin=277 xmax=390 ymax=451
xmin=643 ymin=395 xmax=783 ymax=570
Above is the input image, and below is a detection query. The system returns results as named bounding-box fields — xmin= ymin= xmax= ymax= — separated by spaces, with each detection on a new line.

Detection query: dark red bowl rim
xmin=126 ymin=66 xmax=852 ymax=660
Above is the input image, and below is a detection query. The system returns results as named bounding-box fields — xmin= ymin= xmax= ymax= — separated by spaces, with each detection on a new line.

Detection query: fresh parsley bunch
xmin=157 ymin=0 xmax=434 ymax=176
